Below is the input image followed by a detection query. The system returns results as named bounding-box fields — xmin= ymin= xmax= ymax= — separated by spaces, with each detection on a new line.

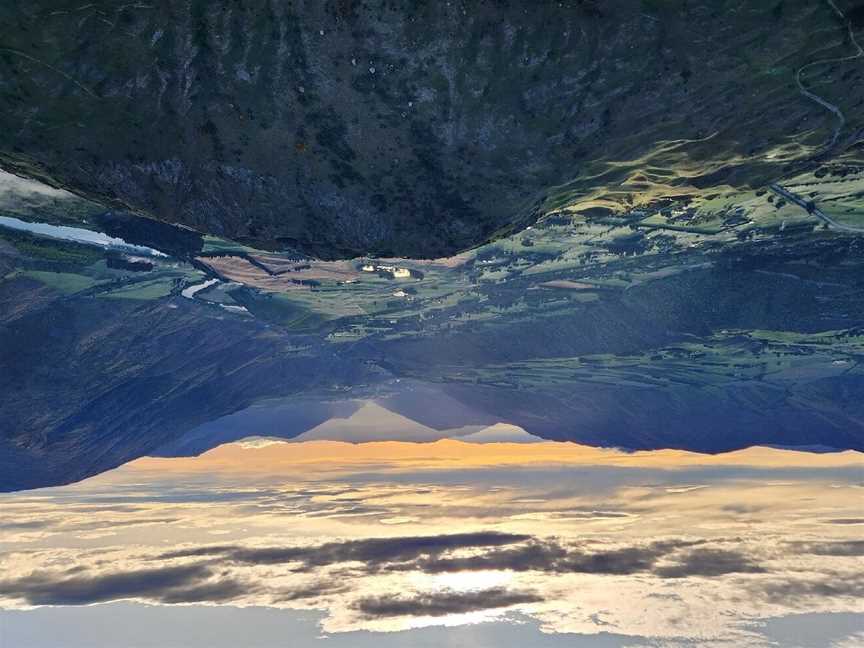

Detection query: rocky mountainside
xmin=2 ymin=0 xmax=864 ymax=258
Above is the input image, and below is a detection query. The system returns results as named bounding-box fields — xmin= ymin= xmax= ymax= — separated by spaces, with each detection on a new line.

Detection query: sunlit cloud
xmin=1 ymin=440 xmax=862 ymax=640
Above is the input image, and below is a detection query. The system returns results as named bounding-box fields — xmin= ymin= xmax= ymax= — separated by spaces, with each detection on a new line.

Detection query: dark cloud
xmin=158 ymin=545 xmax=238 ymax=560
xmin=66 ymin=505 xmax=148 ymax=514
xmin=276 ymin=582 xmax=348 ymax=602
xmin=414 ymin=539 xmax=704 ymax=576
xmin=67 ymin=517 xmax=179 ymax=532
xmin=354 ymin=587 xmax=543 ymax=618
xmin=758 ymin=576 xmax=864 ymax=604
xmin=0 ymin=564 xmax=245 ymax=606
xmin=789 ymin=540 xmax=864 ymax=556
xmin=158 ymin=579 xmax=249 ymax=604
xmin=0 ymin=519 xmax=50 ymax=531
xmin=158 ymin=536 xmax=715 ymax=578
xmin=822 ymin=519 xmax=864 ymax=525
xmin=0 ymin=516 xmax=178 ymax=535
xmin=653 ymin=548 xmax=764 ymax=578
xmin=721 ymin=504 xmax=763 ymax=514
xmin=302 ymin=506 xmax=380 ymax=518
xmin=558 ymin=511 xmax=632 ymax=519
xmin=159 ymin=532 xmax=531 ymax=570
xmin=561 ymin=544 xmax=676 ymax=575
xmin=414 ymin=539 xmax=568 ymax=574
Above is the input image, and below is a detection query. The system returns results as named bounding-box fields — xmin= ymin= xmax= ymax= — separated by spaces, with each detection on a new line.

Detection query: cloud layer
xmin=2 ymin=439 xmax=862 ymax=641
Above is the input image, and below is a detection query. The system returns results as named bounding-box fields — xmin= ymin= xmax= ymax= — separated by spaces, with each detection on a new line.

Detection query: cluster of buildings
xmin=359 ymin=263 xmax=423 ymax=279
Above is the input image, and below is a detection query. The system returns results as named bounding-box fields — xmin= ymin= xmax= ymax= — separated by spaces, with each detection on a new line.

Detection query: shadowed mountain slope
xmin=2 ymin=0 xmax=864 ymax=257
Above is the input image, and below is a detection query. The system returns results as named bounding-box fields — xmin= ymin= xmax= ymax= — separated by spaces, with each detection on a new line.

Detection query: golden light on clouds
xmin=1 ymin=440 xmax=862 ymax=643
xmin=126 ymin=438 xmax=864 ymax=475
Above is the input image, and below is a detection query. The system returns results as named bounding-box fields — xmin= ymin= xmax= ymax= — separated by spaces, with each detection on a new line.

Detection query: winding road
xmin=767 ymin=1 xmax=864 ymax=235
xmin=768 ymin=183 xmax=864 ymax=234
xmin=794 ymin=0 xmax=864 ymax=155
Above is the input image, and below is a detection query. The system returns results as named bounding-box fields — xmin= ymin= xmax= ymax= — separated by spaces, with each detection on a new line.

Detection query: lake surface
xmin=0 ymin=215 xmax=164 ymax=256
xmin=2 ymin=439 xmax=862 ymax=647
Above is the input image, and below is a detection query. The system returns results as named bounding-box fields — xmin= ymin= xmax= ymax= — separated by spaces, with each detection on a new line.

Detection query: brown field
xmin=537 ymin=280 xmax=596 ymax=290
xmin=198 ymin=255 xmax=365 ymax=292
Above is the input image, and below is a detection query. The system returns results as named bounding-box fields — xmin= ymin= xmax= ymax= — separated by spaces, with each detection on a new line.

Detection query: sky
xmin=1 ymin=439 xmax=863 ymax=647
